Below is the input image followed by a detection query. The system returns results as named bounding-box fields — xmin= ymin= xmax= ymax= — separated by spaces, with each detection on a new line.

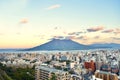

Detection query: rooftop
xmin=96 ymin=70 xmax=117 ymax=75
xmin=37 ymin=65 xmax=67 ymax=73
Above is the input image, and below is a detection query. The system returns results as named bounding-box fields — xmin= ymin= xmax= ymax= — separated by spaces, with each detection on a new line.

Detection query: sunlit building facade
xmin=35 ymin=66 xmax=70 ymax=80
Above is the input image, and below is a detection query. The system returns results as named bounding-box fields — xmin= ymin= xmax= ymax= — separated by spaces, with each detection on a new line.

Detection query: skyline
xmin=0 ymin=0 xmax=120 ymax=48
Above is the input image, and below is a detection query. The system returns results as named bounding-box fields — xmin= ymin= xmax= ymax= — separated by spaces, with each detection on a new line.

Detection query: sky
xmin=0 ymin=0 xmax=120 ymax=48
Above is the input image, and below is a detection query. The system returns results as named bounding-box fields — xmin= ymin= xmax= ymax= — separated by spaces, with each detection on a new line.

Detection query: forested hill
xmin=0 ymin=68 xmax=12 ymax=80
xmin=0 ymin=63 xmax=35 ymax=80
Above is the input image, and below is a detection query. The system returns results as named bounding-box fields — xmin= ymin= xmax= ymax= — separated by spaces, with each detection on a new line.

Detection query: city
xmin=0 ymin=0 xmax=120 ymax=80
xmin=0 ymin=49 xmax=120 ymax=80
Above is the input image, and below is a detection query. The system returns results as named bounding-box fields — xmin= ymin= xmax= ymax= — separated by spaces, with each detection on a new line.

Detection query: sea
xmin=0 ymin=48 xmax=119 ymax=54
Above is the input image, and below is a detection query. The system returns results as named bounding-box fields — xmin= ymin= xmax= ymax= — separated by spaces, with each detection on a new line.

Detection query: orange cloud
xmin=20 ymin=18 xmax=28 ymax=24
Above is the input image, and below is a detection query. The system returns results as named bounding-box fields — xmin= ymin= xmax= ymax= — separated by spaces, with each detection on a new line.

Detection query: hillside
xmin=0 ymin=69 xmax=12 ymax=80
xmin=26 ymin=39 xmax=93 ymax=51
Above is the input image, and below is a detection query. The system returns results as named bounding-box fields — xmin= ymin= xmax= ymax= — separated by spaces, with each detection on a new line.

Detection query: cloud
xmin=20 ymin=18 xmax=28 ymax=24
xmin=52 ymin=36 xmax=65 ymax=39
xmin=102 ymin=29 xmax=114 ymax=33
xmin=94 ymin=36 xmax=100 ymax=39
xmin=50 ymin=36 xmax=65 ymax=40
xmin=46 ymin=4 xmax=61 ymax=10
xmin=54 ymin=27 xmax=58 ymax=30
xmin=51 ymin=35 xmax=89 ymax=40
xmin=68 ymin=32 xmax=76 ymax=35
xmin=87 ymin=26 xmax=104 ymax=32
xmin=51 ymin=35 xmax=76 ymax=40
xmin=76 ymin=35 xmax=88 ymax=40
xmin=65 ymin=36 xmax=76 ymax=39
xmin=68 ymin=32 xmax=83 ymax=36
xmin=111 ymin=37 xmax=120 ymax=40
xmin=54 ymin=27 xmax=61 ymax=30
xmin=63 ymin=31 xmax=67 ymax=34
xmin=114 ymin=28 xmax=120 ymax=34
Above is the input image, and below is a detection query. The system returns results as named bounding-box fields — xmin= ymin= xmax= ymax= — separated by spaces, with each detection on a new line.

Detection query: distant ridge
xmin=1 ymin=39 xmax=120 ymax=51
xmin=23 ymin=39 xmax=120 ymax=51
xmin=91 ymin=43 xmax=120 ymax=48
xmin=25 ymin=39 xmax=94 ymax=51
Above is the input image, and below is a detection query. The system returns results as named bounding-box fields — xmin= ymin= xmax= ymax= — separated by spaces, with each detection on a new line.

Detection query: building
xmin=96 ymin=54 xmax=103 ymax=70
xmin=100 ymin=64 xmax=111 ymax=72
xmin=60 ymin=55 xmax=67 ymax=61
xmin=95 ymin=71 xmax=118 ymax=80
xmin=92 ymin=75 xmax=103 ymax=80
xmin=84 ymin=60 xmax=96 ymax=71
xmin=35 ymin=65 xmax=70 ymax=80
xmin=111 ymin=65 xmax=119 ymax=74
xmin=69 ymin=62 xmax=76 ymax=69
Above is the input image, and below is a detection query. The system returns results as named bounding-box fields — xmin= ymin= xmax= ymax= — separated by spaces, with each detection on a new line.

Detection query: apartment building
xmin=95 ymin=71 xmax=118 ymax=80
xmin=35 ymin=66 xmax=70 ymax=80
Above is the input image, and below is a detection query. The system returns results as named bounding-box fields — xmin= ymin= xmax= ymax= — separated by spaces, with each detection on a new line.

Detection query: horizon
xmin=0 ymin=0 xmax=120 ymax=48
xmin=0 ymin=38 xmax=120 ymax=49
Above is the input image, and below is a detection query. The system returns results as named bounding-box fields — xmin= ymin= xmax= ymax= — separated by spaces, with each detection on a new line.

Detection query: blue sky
xmin=0 ymin=0 xmax=120 ymax=48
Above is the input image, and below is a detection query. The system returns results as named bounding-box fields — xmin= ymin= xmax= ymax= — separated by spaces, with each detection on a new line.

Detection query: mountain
xmin=25 ymin=39 xmax=94 ymax=51
xmin=91 ymin=43 xmax=120 ymax=49
xmin=1 ymin=39 xmax=120 ymax=51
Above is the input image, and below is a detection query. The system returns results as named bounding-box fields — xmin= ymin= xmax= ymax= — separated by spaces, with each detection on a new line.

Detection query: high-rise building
xmin=35 ymin=66 xmax=70 ymax=80
xmin=96 ymin=54 xmax=103 ymax=70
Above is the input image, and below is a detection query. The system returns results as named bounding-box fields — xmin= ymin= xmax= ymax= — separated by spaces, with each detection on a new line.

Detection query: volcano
xmin=25 ymin=39 xmax=93 ymax=51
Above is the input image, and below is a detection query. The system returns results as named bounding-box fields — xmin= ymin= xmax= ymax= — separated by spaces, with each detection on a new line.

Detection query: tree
xmin=50 ymin=73 xmax=57 ymax=80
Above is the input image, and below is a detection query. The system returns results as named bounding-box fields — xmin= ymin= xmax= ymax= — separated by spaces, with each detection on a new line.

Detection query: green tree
xmin=50 ymin=73 xmax=57 ymax=80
